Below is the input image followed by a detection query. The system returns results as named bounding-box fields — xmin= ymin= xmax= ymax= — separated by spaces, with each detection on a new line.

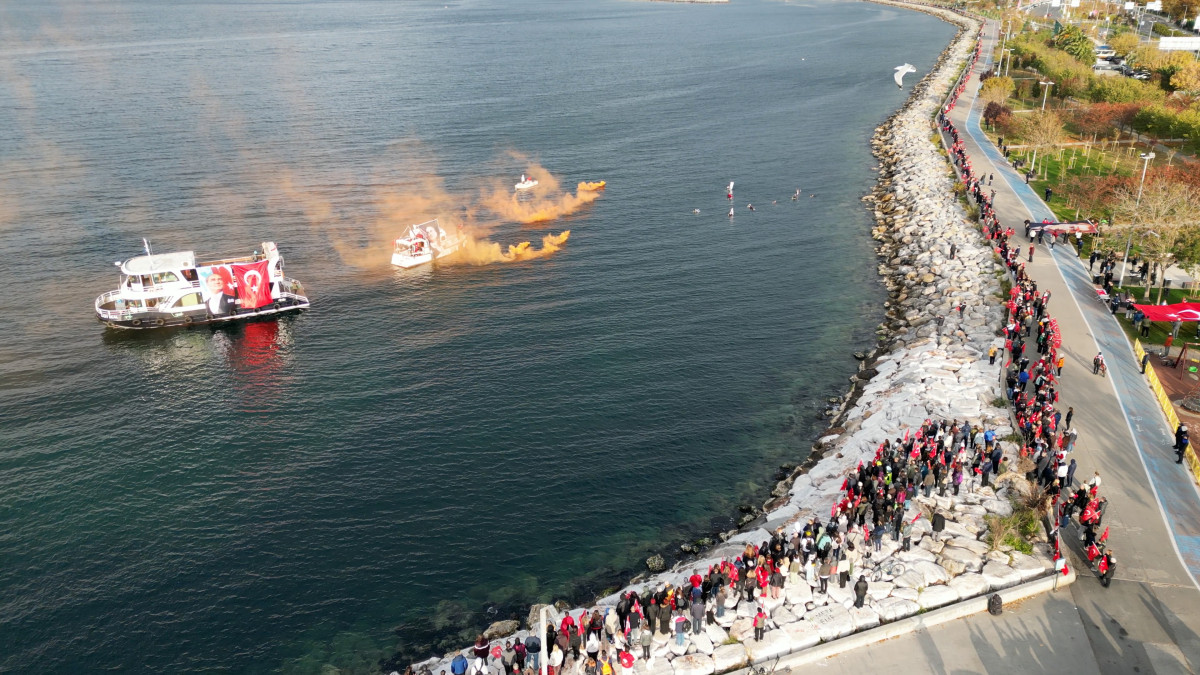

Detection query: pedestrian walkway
xmin=949 ymin=18 xmax=1200 ymax=673
xmin=810 ymin=15 xmax=1200 ymax=675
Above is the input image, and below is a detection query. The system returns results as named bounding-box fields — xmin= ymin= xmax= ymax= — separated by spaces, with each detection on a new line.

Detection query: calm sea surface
xmin=0 ymin=0 xmax=954 ymax=671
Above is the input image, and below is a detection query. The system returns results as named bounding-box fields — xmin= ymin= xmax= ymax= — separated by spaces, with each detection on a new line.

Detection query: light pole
xmin=1120 ymin=151 xmax=1157 ymax=281
xmin=1004 ymin=48 xmax=1014 ymax=77
xmin=1039 ymin=80 xmax=1054 ymax=111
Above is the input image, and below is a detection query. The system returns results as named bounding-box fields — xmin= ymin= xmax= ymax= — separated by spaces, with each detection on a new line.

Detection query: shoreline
xmin=402 ymin=4 xmax=1023 ymax=673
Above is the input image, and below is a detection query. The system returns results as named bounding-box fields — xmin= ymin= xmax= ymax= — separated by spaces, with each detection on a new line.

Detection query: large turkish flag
xmin=233 ymin=260 xmax=273 ymax=309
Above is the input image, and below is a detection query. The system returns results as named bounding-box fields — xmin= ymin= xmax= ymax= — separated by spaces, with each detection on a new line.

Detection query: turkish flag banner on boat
xmin=233 ymin=260 xmax=273 ymax=309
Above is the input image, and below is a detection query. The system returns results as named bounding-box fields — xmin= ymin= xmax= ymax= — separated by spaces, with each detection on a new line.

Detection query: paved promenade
xmin=803 ymin=15 xmax=1200 ymax=675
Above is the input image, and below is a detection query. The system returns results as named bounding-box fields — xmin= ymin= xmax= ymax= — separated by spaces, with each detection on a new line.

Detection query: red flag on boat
xmin=233 ymin=260 xmax=273 ymax=309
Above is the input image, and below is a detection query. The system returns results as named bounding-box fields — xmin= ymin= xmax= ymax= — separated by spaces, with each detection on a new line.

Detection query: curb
xmin=751 ymin=570 xmax=1076 ymax=672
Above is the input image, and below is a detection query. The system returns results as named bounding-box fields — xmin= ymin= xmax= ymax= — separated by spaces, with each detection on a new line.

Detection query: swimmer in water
xmin=728 ymin=208 xmax=734 ymax=218
xmin=747 ymin=203 xmax=755 ymax=211
xmin=693 ymin=208 xmax=700 ymax=214
xmin=792 ymin=189 xmax=800 ymax=200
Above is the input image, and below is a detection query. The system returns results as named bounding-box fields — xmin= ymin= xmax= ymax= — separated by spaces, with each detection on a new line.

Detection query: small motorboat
xmin=392 ymin=218 xmax=464 ymax=269
xmin=579 ymin=180 xmax=606 ymax=191
xmin=514 ymin=174 xmax=539 ymax=191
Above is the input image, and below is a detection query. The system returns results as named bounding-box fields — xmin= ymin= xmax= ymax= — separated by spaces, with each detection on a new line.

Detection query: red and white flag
xmin=233 ymin=260 xmax=273 ymax=309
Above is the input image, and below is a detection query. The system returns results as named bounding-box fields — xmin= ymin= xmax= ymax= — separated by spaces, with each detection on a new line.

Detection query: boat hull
xmin=97 ymin=298 xmax=310 ymax=330
xmin=391 ymin=240 xmax=463 ymax=268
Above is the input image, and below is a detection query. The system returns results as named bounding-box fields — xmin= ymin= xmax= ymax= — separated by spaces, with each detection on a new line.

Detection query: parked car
xmin=1133 ymin=69 xmax=1151 ymax=80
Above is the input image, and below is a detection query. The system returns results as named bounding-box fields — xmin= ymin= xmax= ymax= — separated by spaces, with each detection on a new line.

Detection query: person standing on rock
xmin=853 ymin=576 xmax=869 ymax=608
xmin=838 ymin=543 xmax=855 ymax=588
xmin=817 ymin=558 xmax=832 ymax=594
xmin=949 ymin=242 xmax=957 ymax=259
xmin=753 ymin=606 xmax=768 ymax=641
xmin=689 ymin=593 xmax=705 ymax=634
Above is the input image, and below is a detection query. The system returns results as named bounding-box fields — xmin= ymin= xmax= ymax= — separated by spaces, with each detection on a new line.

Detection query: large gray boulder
xmin=671 ymin=654 xmax=715 ymax=675
xmin=711 ymin=644 xmax=747 ymax=672
xmin=743 ymin=629 xmax=793 ymax=662
xmin=782 ymin=620 xmax=822 ymax=650
xmin=876 ymin=596 xmax=920 ymax=622
xmin=806 ymin=605 xmax=856 ymax=642
xmin=981 ymin=561 xmax=1023 ymax=590
xmin=917 ymin=585 xmax=960 ymax=610
xmin=947 ymin=573 xmax=988 ymax=598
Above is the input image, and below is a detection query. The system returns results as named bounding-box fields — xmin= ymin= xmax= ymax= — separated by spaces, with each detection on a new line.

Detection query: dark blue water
xmin=0 ymin=0 xmax=955 ymax=672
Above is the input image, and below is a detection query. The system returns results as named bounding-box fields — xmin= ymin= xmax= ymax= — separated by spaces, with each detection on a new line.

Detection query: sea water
xmin=0 ymin=0 xmax=955 ymax=671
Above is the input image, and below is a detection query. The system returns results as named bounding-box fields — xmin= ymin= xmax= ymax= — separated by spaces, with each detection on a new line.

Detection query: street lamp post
xmin=1120 ymin=151 xmax=1157 ymax=282
xmin=1004 ymin=48 xmax=1014 ymax=77
xmin=1039 ymin=80 xmax=1054 ymax=111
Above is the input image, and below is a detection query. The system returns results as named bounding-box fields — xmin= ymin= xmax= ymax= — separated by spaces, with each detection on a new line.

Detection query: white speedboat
xmin=95 ymin=240 xmax=310 ymax=329
xmin=391 ymin=218 xmax=464 ymax=268
xmin=514 ymin=174 xmax=539 ymax=191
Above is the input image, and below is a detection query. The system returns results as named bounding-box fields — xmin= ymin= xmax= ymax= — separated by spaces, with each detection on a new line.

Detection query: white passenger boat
xmin=514 ymin=174 xmax=539 ymax=191
xmin=94 ymin=240 xmax=310 ymax=330
xmin=391 ymin=219 xmax=464 ymax=268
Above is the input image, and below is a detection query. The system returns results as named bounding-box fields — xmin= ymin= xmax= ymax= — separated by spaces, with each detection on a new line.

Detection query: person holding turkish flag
xmin=233 ymin=259 xmax=273 ymax=309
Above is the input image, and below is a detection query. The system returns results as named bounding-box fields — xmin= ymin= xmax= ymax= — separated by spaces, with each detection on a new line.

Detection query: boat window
xmin=174 ymin=293 xmax=202 ymax=307
xmin=152 ymin=271 xmax=179 ymax=284
xmin=141 ymin=275 xmax=152 ymax=287
xmin=182 ymin=269 xmax=198 ymax=282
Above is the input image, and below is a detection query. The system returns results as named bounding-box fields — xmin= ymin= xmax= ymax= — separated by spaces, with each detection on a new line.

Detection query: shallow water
xmin=0 ymin=0 xmax=955 ymax=671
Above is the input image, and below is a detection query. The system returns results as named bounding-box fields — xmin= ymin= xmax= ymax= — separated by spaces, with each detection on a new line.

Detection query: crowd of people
xmin=936 ymin=48 xmax=1118 ymax=594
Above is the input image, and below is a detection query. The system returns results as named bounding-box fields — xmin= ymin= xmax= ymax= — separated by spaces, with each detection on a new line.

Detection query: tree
xmin=1108 ymin=32 xmax=1139 ymax=57
xmin=1075 ymin=102 xmax=1147 ymax=135
xmin=1108 ymin=176 xmax=1200 ymax=301
xmin=1051 ymin=24 xmax=1095 ymax=63
xmin=1171 ymin=62 xmax=1200 ymax=95
xmin=980 ymin=76 xmax=1015 ymax=106
xmin=1020 ymin=110 xmax=1063 ymax=177
xmin=984 ymin=102 xmax=1012 ymax=130
xmin=1061 ymin=174 xmax=1131 ymax=220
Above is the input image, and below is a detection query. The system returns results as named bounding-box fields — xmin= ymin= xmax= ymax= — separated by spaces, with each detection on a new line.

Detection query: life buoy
xmin=154 ymin=318 xmax=165 ymax=327
xmin=131 ymin=319 xmax=142 ymax=327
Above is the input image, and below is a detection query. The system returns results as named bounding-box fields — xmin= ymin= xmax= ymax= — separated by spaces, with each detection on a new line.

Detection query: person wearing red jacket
xmin=1099 ymin=551 xmax=1116 ymax=587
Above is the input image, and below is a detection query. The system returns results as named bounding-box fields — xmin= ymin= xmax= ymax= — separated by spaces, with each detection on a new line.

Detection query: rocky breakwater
xmin=401 ymin=7 xmax=1063 ymax=675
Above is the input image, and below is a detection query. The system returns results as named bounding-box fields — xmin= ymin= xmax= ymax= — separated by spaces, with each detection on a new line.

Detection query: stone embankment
xmin=404 ymin=6 xmax=1067 ymax=675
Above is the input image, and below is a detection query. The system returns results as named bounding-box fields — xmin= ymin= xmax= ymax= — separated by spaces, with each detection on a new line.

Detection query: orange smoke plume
xmin=482 ymin=162 xmax=601 ymax=224
xmin=459 ymin=231 xmax=570 ymax=265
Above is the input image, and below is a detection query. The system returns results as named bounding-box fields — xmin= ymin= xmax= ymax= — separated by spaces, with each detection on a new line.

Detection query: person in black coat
xmin=853 ymin=576 xmax=869 ymax=608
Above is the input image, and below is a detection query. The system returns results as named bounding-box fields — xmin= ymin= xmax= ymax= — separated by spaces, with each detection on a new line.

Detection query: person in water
xmin=747 ymin=204 xmax=754 ymax=211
